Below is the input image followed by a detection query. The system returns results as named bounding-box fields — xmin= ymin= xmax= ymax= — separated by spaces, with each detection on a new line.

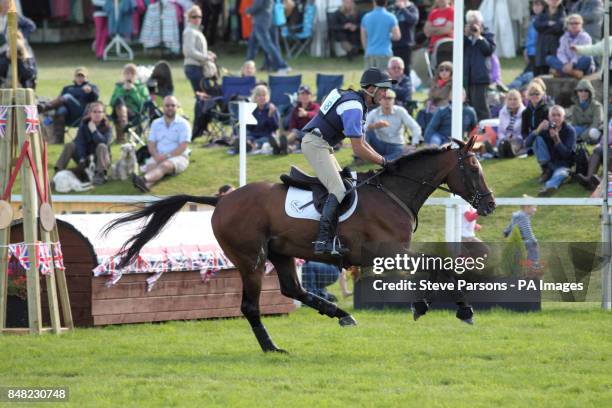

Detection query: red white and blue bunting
xmin=5 ymin=241 xmax=65 ymax=276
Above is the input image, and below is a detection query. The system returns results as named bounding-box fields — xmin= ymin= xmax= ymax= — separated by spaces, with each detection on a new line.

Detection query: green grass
xmin=1 ymin=303 xmax=611 ymax=407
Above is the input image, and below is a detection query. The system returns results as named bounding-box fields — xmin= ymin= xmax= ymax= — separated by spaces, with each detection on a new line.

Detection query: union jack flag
xmin=37 ymin=242 xmax=53 ymax=276
xmin=12 ymin=243 xmax=30 ymax=270
xmin=24 ymin=105 xmax=39 ymax=134
xmin=0 ymin=106 xmax=8 ymax=139
xmin=52 ymin=242 xmax=65 ymax=271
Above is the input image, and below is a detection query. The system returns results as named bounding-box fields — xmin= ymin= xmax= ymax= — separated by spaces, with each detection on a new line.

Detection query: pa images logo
xmin=291 ymin=200 xmax=304 ymax=213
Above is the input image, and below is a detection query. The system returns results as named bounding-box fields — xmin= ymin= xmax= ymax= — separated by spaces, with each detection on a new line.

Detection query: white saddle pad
xmin=284 ymin=173 xmax=358 ymax=222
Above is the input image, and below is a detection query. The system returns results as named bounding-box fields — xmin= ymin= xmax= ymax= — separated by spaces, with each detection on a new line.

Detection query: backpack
xmin=574 ymin=143 xmax=590 ymax=176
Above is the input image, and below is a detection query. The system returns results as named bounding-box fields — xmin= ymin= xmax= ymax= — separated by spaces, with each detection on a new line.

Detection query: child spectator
xmin=546 ymin=14 xmax=593 ymax=79
xmin=534 ymin=0 xmax=566 ymax=76
xmin=509 ymin=0 xmax=545 ymax=90
xmin=503 ymin=196 xmax=540 ymax=270
xmin=497 ymin=89 xmax=526 ymax=158
xmin=416 ymin=61 xmax=452 ymax=132
xmin=461 ymin=201 xmax=489 ymax=261
xmin=567 ymin=79 xmax=602 ymax=143
xmin=241 ymin=60 xmax=257 ymax=77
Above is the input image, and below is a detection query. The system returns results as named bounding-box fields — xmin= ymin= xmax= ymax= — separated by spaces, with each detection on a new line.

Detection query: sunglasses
xmin=190 ymin=15 xmax=202 ymax=19
xmin=383 ymin=97 xmax=395 ymax=100
xmin=577 ymin=89 xmax=590 ymax=93
xmin=569 ymin=21 xmax=581 ymax=25
xmin=528 ymin=92 xmax=542 ymax=96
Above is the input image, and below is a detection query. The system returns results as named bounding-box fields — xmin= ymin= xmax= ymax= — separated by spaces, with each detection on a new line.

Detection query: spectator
xmin=217 ymin=184 xmax=236 ymax=196
xmin=360 ymin=0 xmax=400 ymax=69
xmin=509 ymin=0 xmax=546 ymax=90
xmin=521 ymin=82 xmax=549 ymax=143
xmin=201 ymin=0 xmax=223 ymax=46
xmin=568 ymin=0 xmax=604 ymax=43
xmin=54 ymin=101 xmax=111 ymax=185
xmin=132 ymin=96 xmax=191 ymax=192
xmin=38 ymin=67 xmax=100 ymax=144
xmin=364 ymin=89 xmax=421 ymax=160
xmin=387 ymin=56 xmax=412 ymax=107
xmin=183 ymin=5 xmax=217 ymax=94
xmin=301 ymin=261 xmax=342 ymax=302
xmin=245 ymin=0 xmax=290 ymax=74
xmin=390 ymin=0 xmax=419 ymax=76
xmin=286 ymin=85 xmax=320 ymax=152
xmin=92 ymin=0 xmax=108 ymax=60
xmin=567 ymin=79 xmax=603 ymax=143
xmin=546 ymin=14 xmax=593 ymax=79
xmin=497 ymin=90 xmax=526 ymax=158
xmin=503 ymin=197 xmax=541 ymax=270
xmin=109 ymin=63 xmax=150 ymax=143
xmin=525 ymin=105 xmax=576 ymax=196
xmin=534 ymin=0 xmax=566 ymax=76
xmin=241 ymin=60 xmax=257 ymax=77
xmin=463 ymin=10 xmax=496 ymax=121
xmin=244 ymin=84 xmax=279 ymax=151
xmin=330 ymin=0 xmax=362 ymax=60
xmin=424 ymin=0 xmax=453 ymax=53
xmin=0 ymin=0 xmax=35 ymax=86
xmin=416 ymin=61 xmax=452 ymax=132
xmin=424 ymin=90 xmax=476 ymax=146
xmin=576 ymin=119 xmax=612 ymax=190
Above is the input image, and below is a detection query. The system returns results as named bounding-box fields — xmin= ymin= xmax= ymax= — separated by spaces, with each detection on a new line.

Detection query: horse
xmin=105 ymin=135 xmax=496 ymax=353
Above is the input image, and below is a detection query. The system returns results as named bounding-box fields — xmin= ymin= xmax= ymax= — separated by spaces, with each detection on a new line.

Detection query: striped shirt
xmin=503 ymin=211 xmax=537 ymax=243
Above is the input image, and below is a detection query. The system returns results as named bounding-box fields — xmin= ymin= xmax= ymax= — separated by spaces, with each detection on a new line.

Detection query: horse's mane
xmin=395 ymin=139 xmax=464 ymax=165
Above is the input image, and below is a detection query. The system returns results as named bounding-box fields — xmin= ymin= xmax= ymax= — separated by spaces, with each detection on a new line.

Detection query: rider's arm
xmin=338 ymin=102 xmax=385 ymax=165
xmin=351 ymin=137 xmax=385 ymax=165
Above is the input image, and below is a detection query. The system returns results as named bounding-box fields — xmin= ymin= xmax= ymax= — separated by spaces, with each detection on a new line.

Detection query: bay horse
xmin=106 ymin=135 xmax=496 ymax=353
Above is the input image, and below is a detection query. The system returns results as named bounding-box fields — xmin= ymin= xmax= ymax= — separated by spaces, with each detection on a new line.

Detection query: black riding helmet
xmin=360 ymin=68 xmax=396 ymax=89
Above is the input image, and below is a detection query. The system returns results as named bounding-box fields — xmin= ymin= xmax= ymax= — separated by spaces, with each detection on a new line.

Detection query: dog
xmin=52 ymin=156 xmax=96 ymax=193
xmin=111 ymin=143 xmax=138 ymax=181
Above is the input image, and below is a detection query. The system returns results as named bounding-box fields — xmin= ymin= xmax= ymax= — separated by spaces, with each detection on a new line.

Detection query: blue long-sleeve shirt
xmin=74 ymin=120 xmax=112 ymax=160
xmin=392 ymin=3 xmax=419 ymax=48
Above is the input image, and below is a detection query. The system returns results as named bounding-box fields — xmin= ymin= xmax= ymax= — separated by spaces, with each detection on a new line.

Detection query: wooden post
xmin=0 ymin=90 xmax=12 ymax=330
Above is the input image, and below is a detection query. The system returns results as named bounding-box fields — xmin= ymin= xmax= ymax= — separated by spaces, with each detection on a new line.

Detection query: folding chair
xmin=411 ymin=47 xmax=433 ymax=86
xmin=316 ymin=73 xmax=343 ymax=103
xmin=268 ymin=74 xmax=302 ymax=118
xmin=281 ymin=3 xmax=316 ymax=58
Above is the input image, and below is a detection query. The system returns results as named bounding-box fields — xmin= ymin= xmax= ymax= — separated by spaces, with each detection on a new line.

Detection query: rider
xmin=301 ymin=67 xmax=394 ymax=256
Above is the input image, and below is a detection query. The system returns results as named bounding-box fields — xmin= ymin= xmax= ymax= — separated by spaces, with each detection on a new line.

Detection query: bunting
xmin=24 ymin=105 xmax=40 ymax=134
xmin=0 ymin=106 xmax=8 ymax=139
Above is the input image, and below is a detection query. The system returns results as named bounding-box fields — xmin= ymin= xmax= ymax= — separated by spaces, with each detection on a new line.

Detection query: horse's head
xmin=445 ymin=136 xmax=496 ymax=215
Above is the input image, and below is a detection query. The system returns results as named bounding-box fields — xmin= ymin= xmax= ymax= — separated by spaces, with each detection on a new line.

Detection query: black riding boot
xmin=314 ymin=194 xmax=349 ymax=256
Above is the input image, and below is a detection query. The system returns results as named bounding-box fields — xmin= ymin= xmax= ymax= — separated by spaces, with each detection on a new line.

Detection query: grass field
xmin=1 ymin=43 xmax=610 ymax=407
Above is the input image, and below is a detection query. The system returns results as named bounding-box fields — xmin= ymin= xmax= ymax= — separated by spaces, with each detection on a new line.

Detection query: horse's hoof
xmin=456 ymin=306 xmax=474 ymax=325
xmin=339 ymin=315 xmax=357 ymax=326
xmin=460 ymin=318 xmax=474 ymax=325
xmin=265 ymin=347 xmax=289 ymax=354
xmin=411 ymin=300 xmax=429 ymax=321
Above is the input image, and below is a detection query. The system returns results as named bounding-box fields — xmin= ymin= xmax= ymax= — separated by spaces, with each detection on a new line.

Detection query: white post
xmin=602 ymin=0 xmax=611 ymax=310
xmin=237 ymin=101 xmax=258 ymax=187
xmin=451 ymin=0 xmax=464 ymax=141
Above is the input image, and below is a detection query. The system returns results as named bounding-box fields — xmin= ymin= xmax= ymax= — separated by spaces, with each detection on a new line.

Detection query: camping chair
xmin=411 ymin=47 xmax=433 ymax=86
xmin=281 ymin=3 xmax=316 ymax=58
xmin=269 ymin=74 xmax=302 ymax=118
xmin=316 ymin=73 xmax=344 ymax=102
xmin=430 ymin=38 xmax=453 ymax=76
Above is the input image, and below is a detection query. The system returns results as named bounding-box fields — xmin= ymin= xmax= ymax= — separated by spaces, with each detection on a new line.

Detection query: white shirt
xmin=149 ymin=115 xmax=191 ymax=155
xmin=365 ymin=105 xmax=422 ymax=145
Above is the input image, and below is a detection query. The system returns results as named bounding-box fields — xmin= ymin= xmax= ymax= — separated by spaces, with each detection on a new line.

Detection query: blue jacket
xmin=247 ymin=102 xmax=279 ymax=140
xmin=463 ymin=30 xmax=496 ymax=86
xmin=424 ymin=103 xmax=477 ymax=143
xmin=247 ymin=0 xmax=273 ymax=27
xmin=525 ymin=16 xmax=538 ymax=57
xmin=61 ymin=81 xmax=100 ymax=109
xmin=74 ymin=119 xmax=112 ymax=160
xmin=524 ymin=122 xmax=576 ymax=168
xmin=392 ymin=74 xmax=412 ymax=104
xmin=392 ymin=3 xmax=419 ymax=48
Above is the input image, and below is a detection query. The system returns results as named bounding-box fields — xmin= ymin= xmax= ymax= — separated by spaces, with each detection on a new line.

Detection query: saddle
xmin=280 ymin=166 xmax=357 ymax=214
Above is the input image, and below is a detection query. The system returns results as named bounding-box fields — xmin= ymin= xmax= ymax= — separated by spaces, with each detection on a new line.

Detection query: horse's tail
xmin=104 ymin=194 xmax=219 ymax=269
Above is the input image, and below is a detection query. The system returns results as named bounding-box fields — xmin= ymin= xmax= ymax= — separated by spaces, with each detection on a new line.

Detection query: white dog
xmin=112 ymin=143 xmax=138 ymax=181
xmin=52 ymin=167 xmax=94 ymax=193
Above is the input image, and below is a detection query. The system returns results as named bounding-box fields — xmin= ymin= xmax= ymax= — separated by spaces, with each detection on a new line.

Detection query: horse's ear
xmin=465 ymin=135 xmax=477 ymax=152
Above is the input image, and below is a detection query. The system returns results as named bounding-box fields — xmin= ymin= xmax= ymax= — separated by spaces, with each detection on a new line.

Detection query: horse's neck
xmin=383 ymin=153 xmax=453 ymax=214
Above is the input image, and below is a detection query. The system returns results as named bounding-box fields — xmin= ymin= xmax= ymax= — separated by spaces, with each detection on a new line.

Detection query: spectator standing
xmin=360 ymin=0 xmax=400 ymax=70
xmin=301 ymin=261 xmax=342 ymax=302
xmin=569 ymin=0 xmax=604 ymax=43
xmin=525 ymin=105 xmax=576 ymax=195
xmin=109 ymin=64 xmax=150 ymax=143
xmin=245 ymin=0 xmax=290 ymax=74
xmin=92 ymin=0 xmax=108 ymax=60
xmin=286 ymin=85 xmax=320 ymax=152
xmin=463 ymin=10 xmax=496 ymax=121
xmin=508 ymin=0 xmax=546 ymax=90
xmin=521 ymin=82 xmax=549 ymax=144
xmin=546 ymin=14 xmax=593 ymax=79
xmin=183 ymin=5 xmax=217 ymax=94
xmin=39 ymin=67 xmax=99 ymax=144
xmin=424 ymin=0 xmax=453 ymax=54
xmin=365 ymin=89 xmax=421 ymax=160
xmin=54 ymin=101 xmax=111 ymax=185
xmin=390 ymin=0 xmax=419 ymax=76
xmin=497 ymin=89 xmax=526 ymax=158
xmin=387 ymin=57 xmax=412 ymax=107
xmin=567 ymin=79 xmax=603 ymax=143
xmin=534 ymin=0 xmax=566 ymax=76
xmin=330 ymin=0 xmax=362 ymax=59
xmin=132 ymin=96 xmax=191 ymax=192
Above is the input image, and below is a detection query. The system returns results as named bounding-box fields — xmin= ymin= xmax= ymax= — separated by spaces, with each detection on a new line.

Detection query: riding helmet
xmin=359 ymin=68 xmax=396 ymax=89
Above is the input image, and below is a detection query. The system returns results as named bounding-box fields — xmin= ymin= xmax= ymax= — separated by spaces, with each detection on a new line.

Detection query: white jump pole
xmin=602 ymin=0 xmax=611 ymax=310
xmin=237 ymin=101 xmax=258 ymax=187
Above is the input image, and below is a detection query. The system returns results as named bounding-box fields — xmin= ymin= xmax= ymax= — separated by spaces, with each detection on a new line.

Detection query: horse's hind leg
xmin=268 ymin=252 xmax=357 ymax=326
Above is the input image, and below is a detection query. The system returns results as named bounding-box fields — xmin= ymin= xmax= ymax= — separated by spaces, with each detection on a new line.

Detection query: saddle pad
xmin=284 ymin=173 xmax=359 ymax=222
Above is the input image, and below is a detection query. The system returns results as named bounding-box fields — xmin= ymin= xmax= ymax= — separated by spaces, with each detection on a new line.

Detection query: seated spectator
xmin=248 ymin=84 xmax=279 ymax=148
xmin=241 ymin=60 xmax=256 ymax=77
xmin=546 ymin=14 xmax=593 ymax=79
xmin=509 ymin=0 xmax=545 ymax=90
xmin=217 ymin=184 xmax=236 ymax=196
xmin=301 ymin=261 xmax=342 ymax=302
xmin=132 ymin=96 xmax=191 ymax=192
xmin=497 ymin=90 xmax=526 ymax=158
xmin=109 ymin=63 xmax=150 ymax=143
xmin=38 ymin=67 xmax=100 ymax=144
xmin=286 ymin=85 xmax=320 ymax=152
xmin=424 ymin=0 xmax=453 ymax=54
xmin=463 ymin=10 xmax=495 ymax=121
xmin=424 ymin=90 xmax=476 ymax=146
xmin=567 ymin=79 xmax=602 ymax=143
xmin=387 ymin=56 xmax=412 ymax=107
xmin=416 ymin=61 xmax=452 ymax=132
xmin=364 ymin=89 xmax=421 ymax=161
xmin=521 ymin=82 xmax=549 ymax=142
xmin=534 ymin=0 xmax=566 ymax=76
xmin=575 ymin=119 xmax=612 ymax=190
xmin=525 ymin=105 xmax=576 ymax=196
xmin=54 ymin=101 xmax=111 ymax=185
xmin=390 ymin=0 xmax=419 ymax=75
xmin=330 ymin=0 xmax=361 ymax=59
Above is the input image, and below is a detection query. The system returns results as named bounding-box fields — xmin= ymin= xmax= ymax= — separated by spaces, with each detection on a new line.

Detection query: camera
xmin=550 ymin=122 xmax=557 ymax=130
xmin=470 ymin=25 xmax=479 ymax=33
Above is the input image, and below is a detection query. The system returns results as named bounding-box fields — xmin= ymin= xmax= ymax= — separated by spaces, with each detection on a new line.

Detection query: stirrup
xmin=330 ymin=236 xmax=349 ymax=256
